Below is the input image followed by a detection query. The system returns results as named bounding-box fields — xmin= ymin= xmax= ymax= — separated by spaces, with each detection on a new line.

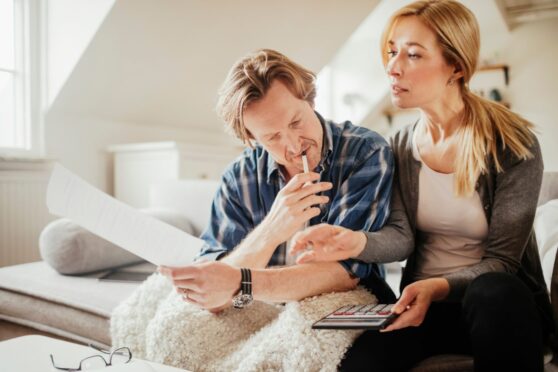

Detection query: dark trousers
xmin=340 ymin=272 xmax=548 ymax=372
xmin=360 ymin=265 xmax=397 ymax=304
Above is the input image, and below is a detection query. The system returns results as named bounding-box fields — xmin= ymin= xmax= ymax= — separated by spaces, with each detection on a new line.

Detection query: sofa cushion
xmin=534 ymin=199 xmax=558 ymax=292
xmin=539 ymin=172 xmax=558 ymax=206
xmin=39 ymin=208 xmax=195 ymax=275
xmin=0 ymin=261 xmax=145 ymax=347
xmin=149 ymin=180 xmax=220 ymax=236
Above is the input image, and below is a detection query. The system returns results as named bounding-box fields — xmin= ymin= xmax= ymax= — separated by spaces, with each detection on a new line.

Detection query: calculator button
xmin=355 ymin=305 xmax=370 ymax=315
xmin=359 ymin=304 xmax=375 ymax=313
xmin=333 ymin=306 xmax=351 ymax=315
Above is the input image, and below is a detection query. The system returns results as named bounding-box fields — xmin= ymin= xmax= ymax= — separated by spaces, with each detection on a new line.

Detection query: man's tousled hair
xmin=216 ymin=49 xmax=316 ymax=146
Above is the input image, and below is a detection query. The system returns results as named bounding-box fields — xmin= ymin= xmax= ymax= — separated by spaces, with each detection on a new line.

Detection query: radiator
xmin=0 ymin=161 xmax=56 ymax=267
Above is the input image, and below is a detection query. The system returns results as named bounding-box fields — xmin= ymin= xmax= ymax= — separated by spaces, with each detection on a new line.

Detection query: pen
xmin=302 ymin=150 xmax=309 ymax=174
xmin=302 ymin=150 xmax=311 ymax=230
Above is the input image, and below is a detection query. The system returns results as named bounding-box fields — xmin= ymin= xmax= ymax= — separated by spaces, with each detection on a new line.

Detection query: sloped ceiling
xmin=48 ymin=0 xmax=380 ymax=131
xmin=496 ymin=0 xmax=558 ymax=28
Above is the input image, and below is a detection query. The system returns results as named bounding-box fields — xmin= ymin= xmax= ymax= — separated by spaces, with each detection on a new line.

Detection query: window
xmin=0 ymin=0 xmax=43 ymax=156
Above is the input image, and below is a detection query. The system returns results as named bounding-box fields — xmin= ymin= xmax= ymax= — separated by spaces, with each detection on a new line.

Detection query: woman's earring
xmin=448 ymin=78 xmax=454 ymax=86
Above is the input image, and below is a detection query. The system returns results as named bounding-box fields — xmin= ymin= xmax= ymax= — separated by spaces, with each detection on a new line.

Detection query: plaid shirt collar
xmin=265 ymin=111 xmax=334 ymax=185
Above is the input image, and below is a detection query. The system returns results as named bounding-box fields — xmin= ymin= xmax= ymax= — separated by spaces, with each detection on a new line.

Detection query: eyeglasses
xmin=50 ymin=344 xmax=132 ymax=371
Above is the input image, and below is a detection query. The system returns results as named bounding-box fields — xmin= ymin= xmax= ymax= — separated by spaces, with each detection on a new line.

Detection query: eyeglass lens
xmin=110 ymin=347 xmax=132 ymax=365
xmin=80 ymin=355 xmax=107 ymax=370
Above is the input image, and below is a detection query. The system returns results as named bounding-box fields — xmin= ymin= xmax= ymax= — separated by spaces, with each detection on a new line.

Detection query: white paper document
xmin=46 ymin=163 xmax=203 ymax=266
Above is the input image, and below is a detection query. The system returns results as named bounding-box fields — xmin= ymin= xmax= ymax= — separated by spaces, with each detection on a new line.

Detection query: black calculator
xmin=312 ymin=303 xmax=398 ymax=330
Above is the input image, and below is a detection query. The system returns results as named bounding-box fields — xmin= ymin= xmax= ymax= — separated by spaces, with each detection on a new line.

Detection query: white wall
xmin=315 ymin=0 xmax=406 ymax=125
xmin=49 ymin=0 xmax=377 ymax=131
xmin=44 ymin=114 xmax=240 ymax=193
xmin=45 ymin=0 xmax=247 ymax=194
xmin=43 ymin=0 xmax=379 ymax=191
xmin=502 ymin=18 xmax=558 ymax=171
xmin=47 ymin=0 xmax=114 ymax=106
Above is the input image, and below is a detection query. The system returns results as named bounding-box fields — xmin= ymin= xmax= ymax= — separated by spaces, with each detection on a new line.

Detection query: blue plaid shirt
xmin=198 ymin=112 xmax=394 ymax=279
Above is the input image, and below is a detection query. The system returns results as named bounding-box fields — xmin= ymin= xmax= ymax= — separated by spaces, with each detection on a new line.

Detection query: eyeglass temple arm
xmin=88 ymin=343 xmax=110 ymax=354
xmin=49 ymin=354 xmax=77 ymax=371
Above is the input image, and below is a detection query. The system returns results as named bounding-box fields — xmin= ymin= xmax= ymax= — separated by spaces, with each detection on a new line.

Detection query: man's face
xmin=243 ymin=79 xmax=323 ymax=179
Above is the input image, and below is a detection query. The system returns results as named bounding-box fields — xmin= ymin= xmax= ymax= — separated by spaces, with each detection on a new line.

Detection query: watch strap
xmin=240 ymin=268 xmax=252 ymax=295
xmin=233 ymin=268 xmax=253 ymax=309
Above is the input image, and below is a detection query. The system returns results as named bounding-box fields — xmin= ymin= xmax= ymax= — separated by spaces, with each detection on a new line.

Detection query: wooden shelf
xmin=478 ymin=64 xmax=509 ymax=85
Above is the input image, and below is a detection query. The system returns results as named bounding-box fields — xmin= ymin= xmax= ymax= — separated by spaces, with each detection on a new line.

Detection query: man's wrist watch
xmin=232 ymin=268 xmax=253 ymax=309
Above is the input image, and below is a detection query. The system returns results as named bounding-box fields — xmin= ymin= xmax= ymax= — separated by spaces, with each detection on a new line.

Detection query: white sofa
xmin=0 ymin=174 xmax=557 ymax=370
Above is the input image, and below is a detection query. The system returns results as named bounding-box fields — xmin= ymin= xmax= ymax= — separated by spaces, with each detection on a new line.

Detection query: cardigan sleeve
xmin=356 ymin=135 xmax=415 ymax=264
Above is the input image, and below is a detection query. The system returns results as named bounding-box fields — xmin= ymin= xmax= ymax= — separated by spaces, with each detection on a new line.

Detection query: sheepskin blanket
xmin=111 ymin=273 xmax=376 ymax=371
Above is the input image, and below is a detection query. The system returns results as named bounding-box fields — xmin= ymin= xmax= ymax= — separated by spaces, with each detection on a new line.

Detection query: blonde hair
xmin=381 ymin=0 xmax=536 ymax=196
xmin=216 ymin=49 xmax=316 ymax=146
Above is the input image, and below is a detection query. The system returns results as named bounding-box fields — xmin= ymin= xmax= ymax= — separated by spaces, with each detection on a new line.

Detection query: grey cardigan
xmin=358 ymin=124 xmax=552 ymax=326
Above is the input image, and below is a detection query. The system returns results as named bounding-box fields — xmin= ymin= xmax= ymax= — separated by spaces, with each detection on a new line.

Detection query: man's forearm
xmin=251 ymin=262 xmax=358 ymax=302
xmin=221 ymin=221 xmax=280 ymax=268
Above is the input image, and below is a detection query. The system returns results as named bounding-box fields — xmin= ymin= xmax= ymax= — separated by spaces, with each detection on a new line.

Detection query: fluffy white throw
xmin=111 ymin=273 xmax=377 ymax=371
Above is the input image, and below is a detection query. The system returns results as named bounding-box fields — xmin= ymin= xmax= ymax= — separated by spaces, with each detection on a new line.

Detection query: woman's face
xmin=385 ymin=16 xmax=458 ymax=110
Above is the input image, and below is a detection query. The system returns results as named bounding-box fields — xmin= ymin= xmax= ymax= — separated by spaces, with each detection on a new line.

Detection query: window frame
xmin=0 ymin=0 xmax=46 ymax=158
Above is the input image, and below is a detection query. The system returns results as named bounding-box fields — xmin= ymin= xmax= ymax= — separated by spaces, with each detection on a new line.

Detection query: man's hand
xmin=381 ymin=278 xmax=450 ymax=332
xmin=159 ymin=261 xmax=241 ymax=310
xmin=261 ymin=172 xmax=332 ymax=246
xmin=220 ymin=172 xmax=332 ymax=268
xmin=289 ymin=224 xmax=367 ymax=263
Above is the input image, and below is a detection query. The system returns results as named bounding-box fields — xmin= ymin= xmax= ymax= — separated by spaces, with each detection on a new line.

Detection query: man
xmin=160 ymin=49 xmax=394 ymax=311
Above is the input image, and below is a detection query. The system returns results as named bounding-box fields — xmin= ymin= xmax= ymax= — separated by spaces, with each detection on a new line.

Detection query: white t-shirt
xmin=413 ymin=131 xmax=488 ymax=280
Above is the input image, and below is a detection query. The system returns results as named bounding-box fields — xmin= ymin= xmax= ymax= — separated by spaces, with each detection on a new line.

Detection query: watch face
xmin=233 ymin=293 xmax=253 ymax=309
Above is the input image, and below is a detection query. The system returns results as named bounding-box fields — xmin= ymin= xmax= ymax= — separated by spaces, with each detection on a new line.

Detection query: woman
xmin=290 ymin=1 xmax=554 ymax=371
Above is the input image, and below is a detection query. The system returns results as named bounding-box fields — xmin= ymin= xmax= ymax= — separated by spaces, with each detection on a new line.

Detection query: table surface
xmin=0 ymin=335 xmax=188 ymax=372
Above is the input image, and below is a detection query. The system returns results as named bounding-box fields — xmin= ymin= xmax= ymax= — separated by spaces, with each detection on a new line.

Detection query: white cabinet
xmin=108 ymin=141 xmax=241 ymax=207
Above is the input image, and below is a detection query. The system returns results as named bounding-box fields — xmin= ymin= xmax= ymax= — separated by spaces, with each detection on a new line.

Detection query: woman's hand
xmin=382 ymin=278 xmax=450 ymax=332
xmin=289 ymin=223 xmax=367 ymax=263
